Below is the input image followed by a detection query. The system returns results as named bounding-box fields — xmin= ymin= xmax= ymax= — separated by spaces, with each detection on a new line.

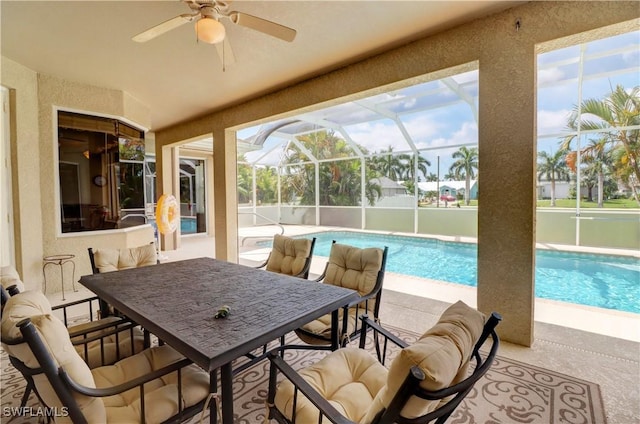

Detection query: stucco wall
xmin=155 ymin=2 xmax=640 ymax=346
xmin=1 ymin=66 xmax=154 ymax=291
xmin=37 ymin=75 xmax=154 ymax=289
xmin=1 ymin=58 xmax=43 ymax=287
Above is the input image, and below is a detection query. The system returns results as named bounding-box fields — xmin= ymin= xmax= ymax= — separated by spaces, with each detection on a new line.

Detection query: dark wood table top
xmin=79 ymin=257 xmax=359 ymax=372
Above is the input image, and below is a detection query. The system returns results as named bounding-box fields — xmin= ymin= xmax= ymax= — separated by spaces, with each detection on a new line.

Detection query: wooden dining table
xmin=79 ymin=256 xmax=359 ymax=423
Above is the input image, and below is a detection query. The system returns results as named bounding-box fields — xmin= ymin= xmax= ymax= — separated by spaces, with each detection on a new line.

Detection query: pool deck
xmin=176 ymin=225 xmax=640 ymax=343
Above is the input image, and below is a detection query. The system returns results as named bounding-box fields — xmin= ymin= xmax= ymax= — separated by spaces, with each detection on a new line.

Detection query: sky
xmin=239 ymin=30 xmax=640 ymax=177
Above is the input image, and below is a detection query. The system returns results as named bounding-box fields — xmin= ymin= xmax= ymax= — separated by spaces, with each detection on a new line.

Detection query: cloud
xmin=538 ymin=67 xmax=565 ymax=85
xmin=537 ymin=109 xmax=571 ymax=135
xmin=344 ymin=120 xmax=410 ymax=153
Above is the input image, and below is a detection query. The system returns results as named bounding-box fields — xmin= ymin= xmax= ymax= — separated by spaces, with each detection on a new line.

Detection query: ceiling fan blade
xmin=215 ymin=37 xmax=236 ymax=66
xmin=228 ymin=11 xmax=296 ymax=42
xmin=132 ymin=14 xmax=196 ymax=43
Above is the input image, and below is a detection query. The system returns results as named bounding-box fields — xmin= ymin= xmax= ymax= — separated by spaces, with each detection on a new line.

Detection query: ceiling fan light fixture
xmin=195 ymin=17 xmax=225 ymax=44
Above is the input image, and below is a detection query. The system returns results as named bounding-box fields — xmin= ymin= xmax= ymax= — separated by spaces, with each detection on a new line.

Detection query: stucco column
xmin=477 ymin=15 xmax=536 ymax=346
xmin=157 ymin=144 xmax=180 ymax=251
xmin=212 ymin=128 xmax=238 ymax=262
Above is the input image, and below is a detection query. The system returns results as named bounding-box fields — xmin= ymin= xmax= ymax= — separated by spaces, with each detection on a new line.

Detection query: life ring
xmin=156 ymin=194 xmax=179 ymax=234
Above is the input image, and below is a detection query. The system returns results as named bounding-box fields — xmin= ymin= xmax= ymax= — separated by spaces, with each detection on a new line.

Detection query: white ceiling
xmin=1 ymin=1 xmax=523 ymax=131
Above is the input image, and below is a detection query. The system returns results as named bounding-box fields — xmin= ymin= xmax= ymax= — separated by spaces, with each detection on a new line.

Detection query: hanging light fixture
xmin=195 ymin=6 xmax=225 ymax=44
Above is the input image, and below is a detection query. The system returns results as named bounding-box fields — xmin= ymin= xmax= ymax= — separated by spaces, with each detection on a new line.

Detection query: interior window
xmin=57 ymin=111 xmax=146 ymax=233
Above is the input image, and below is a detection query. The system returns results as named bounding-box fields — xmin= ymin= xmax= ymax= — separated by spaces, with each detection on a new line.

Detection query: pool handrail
xmin=239 ymin=212 xmax=285 ymax=246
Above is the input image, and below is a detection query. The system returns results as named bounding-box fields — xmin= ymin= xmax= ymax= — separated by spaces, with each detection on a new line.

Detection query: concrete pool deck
xmin=176 ymin=225 xmax=640 ymax=343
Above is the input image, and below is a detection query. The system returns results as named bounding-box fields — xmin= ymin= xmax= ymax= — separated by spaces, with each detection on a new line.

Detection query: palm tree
xmin=449 ymin=146 xmax=479 ymax=205
xmin=426 ymin=172 xmax=438 ymax=182
xmin=537 ymin=150 xmax=570 ymax=206
xmin=373 ymin=147 xmax=405 ymax=181
xmin=561 ymin=84 xmax=640 ymax=203
xmin=581 ymin=138 xmax=613 ymax=207
xmin=402 ymin=154 xmax=431 ymax=181
xmin=282 ymin=131 xmax=382 ymax=206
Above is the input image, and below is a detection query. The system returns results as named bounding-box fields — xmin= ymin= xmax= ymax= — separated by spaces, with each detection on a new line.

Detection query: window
xmin=536 ymin=30 xmax=640 ymax=249
xmin=57 ymin=111 xmax=146 ymax=233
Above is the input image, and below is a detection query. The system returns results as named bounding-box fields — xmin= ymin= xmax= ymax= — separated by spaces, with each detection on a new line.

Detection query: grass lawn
xmin=536 ymin=198 xmax=639 ymax=208
xmin=418 ymin=199 xmax=639 ymax=208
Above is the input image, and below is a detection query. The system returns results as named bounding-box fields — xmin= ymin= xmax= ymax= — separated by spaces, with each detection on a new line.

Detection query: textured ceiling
xmin=1 ymin=1 xmax=523 ymax=131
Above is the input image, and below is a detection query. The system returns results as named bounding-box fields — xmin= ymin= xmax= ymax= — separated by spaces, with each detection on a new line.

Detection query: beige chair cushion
xmin=92 ymin=344 xmax=210 ymax=423
xmin=278 ymin=301 xmax=485 ymax=424
xmin=93 ymin=243 xmax=157 ymax=273
xmin=324 ymin=244 xmax=383 ymax=298
xmin=265 ymin=235 xmax=312 ymax=276
xmin=297 ymin=243 xmax=383 ymax=343
xmin=1 ymin=265 xmax=26 ymax=292
xmin=69 ymin=317 xmax=147 ymax=368
xmin=361 ymin=300 xmax=485 ymax=422
xmin=1 ymin=290 xmax=106 ymax=424
xmin=274 ymin=347 xmax=388 ymax=423
xmin=2 ymin=291 xmax=210 ymax=424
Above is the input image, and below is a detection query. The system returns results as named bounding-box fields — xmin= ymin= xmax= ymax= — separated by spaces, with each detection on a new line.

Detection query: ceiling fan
xmin=132 ymin=0 xmax=297 ymax=65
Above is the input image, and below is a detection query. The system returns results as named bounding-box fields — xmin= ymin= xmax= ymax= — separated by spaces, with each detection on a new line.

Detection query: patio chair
xmin=1 ymin=274 xmax=147 ymax=408
xmin=1 ymin=264 xmax=26 ymax=292
xmin=267 ymin=301 xmax=502 ymax=424
xmin=2 ymin=266 xmax=147 ymax=366
xmin=87 ymin=242 xmax=158 ymax=318
xmin=1 ymin=290 xmax=210 ymax=424
xmin=294 ymin=241 xmax=388 ymax=347
xmin=254 ymin=234 xmax=317 ymax=279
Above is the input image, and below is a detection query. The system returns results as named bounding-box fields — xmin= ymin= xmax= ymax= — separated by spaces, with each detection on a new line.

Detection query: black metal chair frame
xmin=7 ymin=317 xmax=207 ymax=424
xmin=294 ymin=242 xmax=389 ymax=348
xmin=254 ymin=237 xmax=317 ymax=279
xmin=1 ymin=285 xmax=147 ymax=410
xmin=268 ymin=312 xmax=502 ymax=424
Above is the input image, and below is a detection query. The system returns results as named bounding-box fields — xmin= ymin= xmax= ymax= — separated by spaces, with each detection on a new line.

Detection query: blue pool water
xmin=269 ymin=231 xmax=640 ymax=314
xmin=149 ymin=217 xmax=197 ymax=234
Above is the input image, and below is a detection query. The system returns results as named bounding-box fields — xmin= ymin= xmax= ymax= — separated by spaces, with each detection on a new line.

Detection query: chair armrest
xmin=252 ymin=259 xmax=268 ymax=269
xmin=52 ymin=296 xmax=102 ymax=327
xmin=344 ymin=289 xmax=379 ymax=308
xmin=359 ymin=315 xmax=409 ymax=349
xmin=59 ymin=357 xmax=193 ymax=397
xmin=267 ymin=353 xmax=355 ymax=424
xmin=66 ymin=319 xmax=138 ymax=344
xmin=51 ymin=296 xmax=101 ymax=310
xmin=313 ymin=263 xmax=329 ymax=282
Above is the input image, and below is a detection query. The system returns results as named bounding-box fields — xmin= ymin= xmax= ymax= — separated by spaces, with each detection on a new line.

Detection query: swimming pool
xmin=149 ymin=217 xmax=198 ymax=235
xmin=270 ymin=231 xmax=640 ymax=314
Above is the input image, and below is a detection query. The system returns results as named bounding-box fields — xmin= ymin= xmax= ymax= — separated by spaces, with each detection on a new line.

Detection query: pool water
xmin=268 ymin=231 xmax=640 ymax=314
xmin=149 ymin=217 xmax=198 ymax=235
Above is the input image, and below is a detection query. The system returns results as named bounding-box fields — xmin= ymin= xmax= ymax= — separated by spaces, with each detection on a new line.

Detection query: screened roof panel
xmin=321 ymin=104 xmax=381 ymax=126
xmin=343 ymin=118 xmax=410 ymax=153
xmin=232 ymin=30 xmax=637 ymax=167
xmin=586 ymin=31 xmax=639 ymax=55
xmin=584 ymin=51 xmax=640 ymax=77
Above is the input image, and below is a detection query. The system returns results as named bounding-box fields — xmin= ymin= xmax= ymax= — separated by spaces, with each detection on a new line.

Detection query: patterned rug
xmin=1 ymin=325 xmax=606 ymax=423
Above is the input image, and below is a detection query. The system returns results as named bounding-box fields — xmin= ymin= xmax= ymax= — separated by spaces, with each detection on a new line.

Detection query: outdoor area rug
xmin=1 ymin=325 xmax=606 ymax=424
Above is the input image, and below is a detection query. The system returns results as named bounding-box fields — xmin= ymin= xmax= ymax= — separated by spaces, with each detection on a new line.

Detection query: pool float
xmin=156 ymin=194 xmax=179 ymax=234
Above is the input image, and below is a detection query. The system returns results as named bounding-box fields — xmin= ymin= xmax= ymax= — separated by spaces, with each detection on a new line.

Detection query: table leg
xmin=330 ymin=309 xmax=339 ymax=351
xmin=209 ymin=370 xmax=218 ymax=424
xmin=221 ymin=363 xmax=234 ymax=423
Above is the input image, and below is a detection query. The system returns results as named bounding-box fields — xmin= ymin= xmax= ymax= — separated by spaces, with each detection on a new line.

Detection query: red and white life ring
xmin=156 ymin=194 xmax=179 ymax=235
